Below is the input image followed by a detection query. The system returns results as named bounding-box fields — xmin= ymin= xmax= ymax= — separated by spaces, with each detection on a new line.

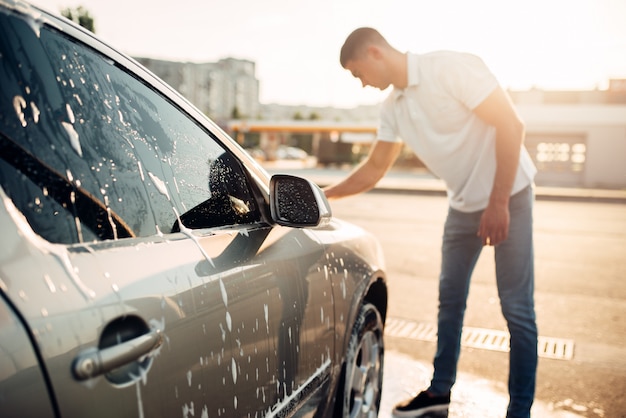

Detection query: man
xmin=323 ymin=27 xmax=538 ymax=418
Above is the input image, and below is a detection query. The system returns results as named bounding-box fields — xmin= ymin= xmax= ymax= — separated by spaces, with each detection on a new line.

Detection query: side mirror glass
xmin=269 ymin=174 xmax=332 ymax=227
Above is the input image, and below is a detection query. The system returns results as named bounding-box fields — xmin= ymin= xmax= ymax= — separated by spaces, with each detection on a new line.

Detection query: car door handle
xmin=72 ymin=328 xmax=163 ymax=380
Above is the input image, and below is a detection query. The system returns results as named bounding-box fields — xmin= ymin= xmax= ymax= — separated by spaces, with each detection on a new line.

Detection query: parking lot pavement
xmin=381 ymin=351 xmax=584 ymax=418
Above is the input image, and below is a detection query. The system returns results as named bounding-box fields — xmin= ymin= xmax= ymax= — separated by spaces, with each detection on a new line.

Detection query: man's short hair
xmin=340 ymin=27 xmax=387 ymax=68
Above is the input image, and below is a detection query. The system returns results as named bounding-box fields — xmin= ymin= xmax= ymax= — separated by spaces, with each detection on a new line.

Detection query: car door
xmin=0 ymin=8 xmax=334 ymax=418
xmin=0 ymin=292 xmax=57 ymax=418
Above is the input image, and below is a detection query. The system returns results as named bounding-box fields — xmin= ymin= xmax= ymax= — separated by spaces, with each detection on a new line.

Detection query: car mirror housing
xmin=269 ymin=174 xmax=332 ymax=228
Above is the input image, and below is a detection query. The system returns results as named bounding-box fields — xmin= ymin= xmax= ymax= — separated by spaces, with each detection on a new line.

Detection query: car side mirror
xmin=269 ymin=174 xmax=332 ymax=227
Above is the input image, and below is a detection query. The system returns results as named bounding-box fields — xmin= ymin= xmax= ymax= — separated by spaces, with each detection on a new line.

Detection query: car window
xmin=0 ymin=11 xmax=260 ymax=244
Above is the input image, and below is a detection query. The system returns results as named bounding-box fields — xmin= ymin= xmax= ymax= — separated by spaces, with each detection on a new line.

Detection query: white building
xmin=135 ymin=57 xmax=259 ymax=121
xmin=511 ymin=84 xmax=626 ymax=189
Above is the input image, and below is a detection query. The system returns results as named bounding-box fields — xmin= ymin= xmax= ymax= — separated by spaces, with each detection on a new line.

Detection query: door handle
xmin=72 ymin=328 xmax=163 ymax=381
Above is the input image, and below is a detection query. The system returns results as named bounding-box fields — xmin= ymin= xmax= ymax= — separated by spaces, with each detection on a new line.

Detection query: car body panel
xmin=0 ymin=193 xmax=342 ymax=416
xmin=0 ymin=294 xmax=57 ymax=417
xmin=0 ymin=1 xmax=387 ymax=417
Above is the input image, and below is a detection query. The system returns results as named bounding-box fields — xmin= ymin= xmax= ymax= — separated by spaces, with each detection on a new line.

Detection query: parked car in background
xmin=275 ymin=146 xmax=309 ymax=161
xmin=245 ymin=146 xmax=312 ymax=163
xmin=0 ymin=1 xmax=388 ymax=417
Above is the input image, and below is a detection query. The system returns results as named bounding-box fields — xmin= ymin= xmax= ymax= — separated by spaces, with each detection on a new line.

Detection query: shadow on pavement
xmin=381 ymin=351 xmax=584 ymax=418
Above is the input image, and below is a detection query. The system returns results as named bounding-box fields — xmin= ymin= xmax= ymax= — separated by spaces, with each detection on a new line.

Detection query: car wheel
xmin=339 ymin=303 xmax=384 ymax=418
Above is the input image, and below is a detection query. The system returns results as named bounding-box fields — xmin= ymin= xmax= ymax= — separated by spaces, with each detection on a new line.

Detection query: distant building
xmin=507 ymin=81 xmax=626 ymax=189
xmin=135 ymin=57 xmax=260 ymax=121
xmin=509 ymin=80 xmax=626 ymax=105
xmin=133 ymin=56 xmax=626 ymax=189
xmin=231 ymin=81 xmax=626 ymax=189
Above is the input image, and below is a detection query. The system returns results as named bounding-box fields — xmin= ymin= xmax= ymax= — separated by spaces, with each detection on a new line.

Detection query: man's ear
xmin=367 ymin=44 xmax=383 ymax=60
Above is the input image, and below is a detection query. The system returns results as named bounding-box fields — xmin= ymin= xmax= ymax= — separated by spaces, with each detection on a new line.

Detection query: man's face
xmin=345 ymin=49 xmax=390 ymax=91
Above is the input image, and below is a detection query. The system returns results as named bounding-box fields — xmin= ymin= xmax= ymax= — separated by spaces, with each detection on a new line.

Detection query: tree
xmin=61 ymin=6 xmax=95 ymax=33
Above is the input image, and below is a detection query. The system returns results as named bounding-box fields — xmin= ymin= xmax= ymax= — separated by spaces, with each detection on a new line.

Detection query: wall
xmin=518 ymin=105 xmax=626 ymax=189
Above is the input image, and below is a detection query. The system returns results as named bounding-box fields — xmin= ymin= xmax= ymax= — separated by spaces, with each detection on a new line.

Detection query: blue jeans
xmin=428 ymin=185 xmax=537 ymax=418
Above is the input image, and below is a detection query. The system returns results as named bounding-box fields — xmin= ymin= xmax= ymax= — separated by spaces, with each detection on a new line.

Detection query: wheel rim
xmin=349 ymin=329 xmax=383 ymax=418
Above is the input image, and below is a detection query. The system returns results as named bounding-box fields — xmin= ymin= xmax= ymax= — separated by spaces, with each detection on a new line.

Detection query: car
xmin=0 ymin=1 xmax=388 ymax=417
xmin=245 ymin=146 xmax=310 ymax=162
xmin=275 ymin=146 xmax=309 ymax=161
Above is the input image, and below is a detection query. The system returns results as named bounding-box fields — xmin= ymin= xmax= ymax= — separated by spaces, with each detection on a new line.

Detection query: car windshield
xmin=0 ymin=9 xmax=260 ymax=244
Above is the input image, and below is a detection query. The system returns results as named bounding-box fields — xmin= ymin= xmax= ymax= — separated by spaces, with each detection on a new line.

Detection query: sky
xmin=29 ymin=0 xmax=626 ymax=108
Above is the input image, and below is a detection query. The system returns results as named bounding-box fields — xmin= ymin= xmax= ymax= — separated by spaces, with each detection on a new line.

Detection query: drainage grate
xmin=385 ymin=317 xmax=574 ymax=361
xmin=538 ymin=336 xmax=575 ymax=360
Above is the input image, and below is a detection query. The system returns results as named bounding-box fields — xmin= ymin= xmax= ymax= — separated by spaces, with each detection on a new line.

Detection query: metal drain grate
xmin=538 ymin=336 xmax=575 ymax=360
xmin=385 ymin=317 xmax=574 ymax=361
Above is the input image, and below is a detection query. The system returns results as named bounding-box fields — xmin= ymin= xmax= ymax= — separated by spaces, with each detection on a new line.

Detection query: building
xmin=230 ymin=81 xmax=626 ymax=189
xmin=132 ymin=54 xmax=626 ymax=189
xmin=135 ymin=57 xmax=260 ymax=122
xmin=510 ymin=83 xmax=626 ymax=189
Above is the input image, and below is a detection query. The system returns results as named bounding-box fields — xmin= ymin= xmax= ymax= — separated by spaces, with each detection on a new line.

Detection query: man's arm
xmin=473 ymin=85 xmax=525 ymax=246
xmin=323 ymin=140 xmax=403 ymax=199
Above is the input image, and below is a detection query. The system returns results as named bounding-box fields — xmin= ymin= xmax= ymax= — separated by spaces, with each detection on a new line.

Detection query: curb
xmin=265 ymin=167 xmax=626 ymax=204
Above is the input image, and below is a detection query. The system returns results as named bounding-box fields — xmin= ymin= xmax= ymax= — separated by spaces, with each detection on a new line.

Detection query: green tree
xmin=61 ymin=6 xmax=95 ymax=33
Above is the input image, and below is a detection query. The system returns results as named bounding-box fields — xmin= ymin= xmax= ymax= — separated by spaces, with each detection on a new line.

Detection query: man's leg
xmin=393 ymin=206 xmax=484 ymax=417
xmin=429 ymin=207 xmax=484 ymax=395
xmin=495 ymin=186 xmax=537 ymax=418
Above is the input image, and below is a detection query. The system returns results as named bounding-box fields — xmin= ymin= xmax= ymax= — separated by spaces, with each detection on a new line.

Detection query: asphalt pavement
xmin=382 ymin=350 xmax=585 ymax=418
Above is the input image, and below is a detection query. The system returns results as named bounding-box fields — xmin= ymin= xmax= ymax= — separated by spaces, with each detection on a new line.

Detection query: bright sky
xmin=30 ymin=0 xmax=626 ymax=108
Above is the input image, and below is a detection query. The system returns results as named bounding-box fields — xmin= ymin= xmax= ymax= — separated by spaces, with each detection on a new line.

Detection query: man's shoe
xmin=392 ymin=390 xmax=450 ymax=417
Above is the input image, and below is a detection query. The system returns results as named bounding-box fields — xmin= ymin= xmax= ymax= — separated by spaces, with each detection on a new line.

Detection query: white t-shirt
xmin=378 ymin=52 xmax=536 ymax=212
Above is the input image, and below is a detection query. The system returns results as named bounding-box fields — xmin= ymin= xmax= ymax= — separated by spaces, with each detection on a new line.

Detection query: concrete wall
xmin=518 ymin=105 xmax=626 ymax=189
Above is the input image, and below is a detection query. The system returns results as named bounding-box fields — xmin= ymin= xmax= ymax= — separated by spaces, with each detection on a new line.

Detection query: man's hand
xmin=477 ymin=200 xmax=510 ymax=246
xmin=473 ymin=85 xmax=524 ymax=246
xmin=323 ymin=140 xmax=403 ymax=200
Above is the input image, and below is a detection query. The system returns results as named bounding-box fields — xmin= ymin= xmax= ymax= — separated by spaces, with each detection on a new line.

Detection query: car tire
xmin=338 ymin=303 xmax=384 ymax=418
